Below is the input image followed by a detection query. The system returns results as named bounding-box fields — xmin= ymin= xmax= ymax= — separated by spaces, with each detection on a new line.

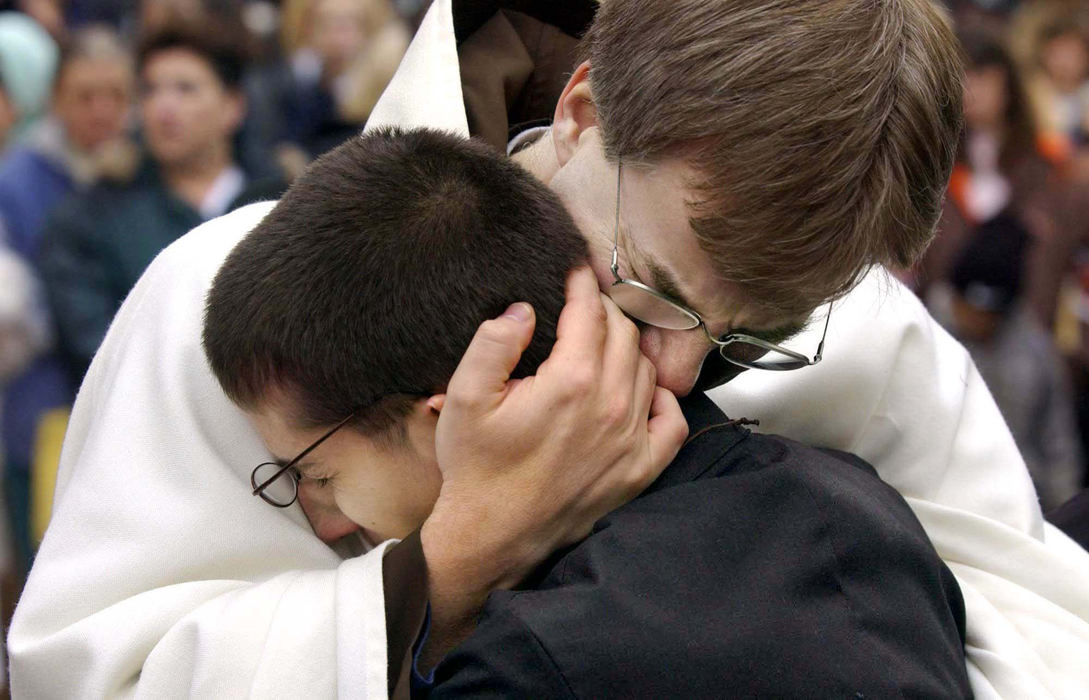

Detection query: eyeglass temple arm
xmin=812 ymin=302 xmax=833 ymax=364
xmin=251 ymin=412 xmax=357 ymax=495
xmin=611 ymin=159 xmax=622 ymax=279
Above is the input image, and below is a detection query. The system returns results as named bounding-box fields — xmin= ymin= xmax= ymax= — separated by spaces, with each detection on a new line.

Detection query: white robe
xmin=10 ymin=1 xmax=1089 ymax=697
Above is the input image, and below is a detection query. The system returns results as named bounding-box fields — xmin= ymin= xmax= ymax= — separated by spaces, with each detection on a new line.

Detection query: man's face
xmin=544 ymin=128 xmax=811 ymax=396
xmin=140 ymin=48 xmax=243 ymax=168
xmin=54 ymin=57 xmax=133 ymax=152
xmin=246 ymin=393 xmax=443 ymax=544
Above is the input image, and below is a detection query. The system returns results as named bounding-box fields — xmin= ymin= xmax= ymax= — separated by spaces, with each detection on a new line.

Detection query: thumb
xmin=445 ymin=303 xmax=536 ymax=407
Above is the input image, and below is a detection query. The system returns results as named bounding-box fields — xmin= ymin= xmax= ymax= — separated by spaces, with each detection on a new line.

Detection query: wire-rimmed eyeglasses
xmin=251 ymin=392 xmax=424 ymax=508
xmin=606 ymin=159 xmax=831 ymax=371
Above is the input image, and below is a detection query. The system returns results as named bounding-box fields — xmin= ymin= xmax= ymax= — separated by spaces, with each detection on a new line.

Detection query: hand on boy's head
xmin=421 ymin=266 xmax=688 ymax=608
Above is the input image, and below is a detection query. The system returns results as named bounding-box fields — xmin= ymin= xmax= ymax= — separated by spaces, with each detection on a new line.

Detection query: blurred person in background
xmin=940 ymin=215 xmax=1084 ymax=510
xmin=0 ymin=244 xmax=36 ymax=694
xmin=0 ymin=11 xmax=58 ymax=141
xmin=916 ymin=32 xmax=1060 ymax=300
xmin=1028 ymin=18 xmax=1089 ymax=146
xmin=278 ymin=0 xmax=407 ymax=165
xmin=40 ymin=22 xmax=284 ymax=381
xmin=18 ymin=0 xmax=65 ymax=41
xmin=0 ymin=72 xmax=17 ymax=150
xmin=0 ymin=25 xmax=131 ymax=582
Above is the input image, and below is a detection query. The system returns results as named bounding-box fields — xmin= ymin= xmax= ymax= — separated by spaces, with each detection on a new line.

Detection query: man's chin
xmin=693 ymin=353 xmax=747 ymax=393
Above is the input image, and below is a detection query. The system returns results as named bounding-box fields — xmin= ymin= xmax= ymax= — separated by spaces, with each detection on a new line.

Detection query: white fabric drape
xmin=9 ymin=203 xmax=392 ymax=699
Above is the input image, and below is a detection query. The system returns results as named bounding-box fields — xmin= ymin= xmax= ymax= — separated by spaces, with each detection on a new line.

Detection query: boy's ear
xmin=426 ymin=394 xmax=446 ymax=414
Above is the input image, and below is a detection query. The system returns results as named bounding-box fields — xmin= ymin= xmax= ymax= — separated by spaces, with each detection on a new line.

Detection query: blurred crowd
xmin=910 ymin=0 xmax=1089 ymax=516
xmin=0 ymin=0 xmax=421 ymax=681
xmin=1 ymin=0 xmax=1089 ymax=686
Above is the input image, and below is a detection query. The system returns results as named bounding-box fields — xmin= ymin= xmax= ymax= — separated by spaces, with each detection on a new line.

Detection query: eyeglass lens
xmin=720 ymin=343 xmax=806 ymax=371
xmin=252 ymin=461 xmax=298 ymax=507
xmin=608 ymin=280 xmax=810 ymax=371
xmin=607 ymin=281 xmax=700 ymax=331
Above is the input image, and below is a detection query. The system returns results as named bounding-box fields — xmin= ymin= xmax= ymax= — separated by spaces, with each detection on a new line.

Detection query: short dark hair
xmin=137 ymin=21 xmax=246 ymax=90
xmin=204 ymin=128 xmax=588 ymax=435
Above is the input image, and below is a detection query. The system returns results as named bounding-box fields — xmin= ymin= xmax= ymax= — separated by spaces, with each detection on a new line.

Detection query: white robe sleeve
xmin=8 ymin=203 xmax=392 ymax=699
xmin=709 ymin=269 xmax=1089 ymax=697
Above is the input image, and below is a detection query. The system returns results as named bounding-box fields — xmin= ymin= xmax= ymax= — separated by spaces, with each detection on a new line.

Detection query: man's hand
xmin=418 ymin=266 xmax=688 ymax=663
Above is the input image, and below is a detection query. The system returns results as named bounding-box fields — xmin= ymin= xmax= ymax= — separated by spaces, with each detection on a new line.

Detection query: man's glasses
xmin=606 ymin=160 xmax=831 ymax=371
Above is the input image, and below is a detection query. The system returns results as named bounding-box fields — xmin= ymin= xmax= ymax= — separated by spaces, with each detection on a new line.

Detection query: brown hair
xmin=137 ymin=20 xmax=248 ymax=90
xmin=585 ymin=0 xmax=964 ymax=317
xmin=959 ymin=31 xmax=1038 ymax=172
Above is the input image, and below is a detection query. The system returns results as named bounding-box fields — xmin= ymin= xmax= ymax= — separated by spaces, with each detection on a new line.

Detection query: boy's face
xmin=246 ymin=392 xmax=443 ymax=543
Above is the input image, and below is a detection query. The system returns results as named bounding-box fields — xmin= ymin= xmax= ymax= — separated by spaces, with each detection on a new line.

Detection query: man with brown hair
xmin=363 ymin=1 xmax=1086 ymax=691
xmin=10 ymin=1 xmax=1089 ymax=697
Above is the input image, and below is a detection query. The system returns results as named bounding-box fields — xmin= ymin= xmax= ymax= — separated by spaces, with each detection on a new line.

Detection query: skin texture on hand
xmin=417 ymin=266 xmax=689 ymax=667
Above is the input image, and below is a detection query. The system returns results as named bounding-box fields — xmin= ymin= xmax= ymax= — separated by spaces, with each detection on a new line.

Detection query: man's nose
xmin=638 ymin=327 xmax=714 ymax=396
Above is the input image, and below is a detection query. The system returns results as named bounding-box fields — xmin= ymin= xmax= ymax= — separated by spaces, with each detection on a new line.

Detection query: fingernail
xmin=502 ymin=302 xmax=532 ymax=322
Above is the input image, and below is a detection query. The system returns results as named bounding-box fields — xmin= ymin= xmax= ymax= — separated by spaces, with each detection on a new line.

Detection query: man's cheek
xmin=297 ymin=481 xmax=361 ymax=543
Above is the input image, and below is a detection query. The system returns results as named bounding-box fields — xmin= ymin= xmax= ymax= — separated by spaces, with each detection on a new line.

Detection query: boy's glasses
xmin=251 ymin=391 xmax=424 ymax=508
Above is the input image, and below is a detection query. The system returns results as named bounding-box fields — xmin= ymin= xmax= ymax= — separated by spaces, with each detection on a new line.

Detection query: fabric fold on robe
xmin=9 ymin=202 xmax=392 ymax=699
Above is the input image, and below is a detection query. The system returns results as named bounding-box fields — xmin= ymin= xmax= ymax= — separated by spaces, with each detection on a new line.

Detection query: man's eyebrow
xmin=643 ymin=247 xmax=810 ymax=344
xmin=619 ymin=224 xmax=704 ymax=312
xmin=647 ymin=260 xmax=701 ymax=312
xmin=628 ymin=230 xmax=810 ymax=345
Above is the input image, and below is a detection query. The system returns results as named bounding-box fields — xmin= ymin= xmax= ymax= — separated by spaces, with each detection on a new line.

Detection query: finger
xmin=445 ymin=303 xmax=536 ymax=406
xmin=645 ymin=387 xmax=688 ymax=473
xmin=631 ymin=355 xmax=657 ymax=421
xmin=549 ymin=266 xmax=607 ymax=367
xmin=600 ymin=294 xmax=644 ymax=403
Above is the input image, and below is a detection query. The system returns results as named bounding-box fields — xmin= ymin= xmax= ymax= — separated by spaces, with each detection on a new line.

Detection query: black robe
xmin=428 ymin=394 xmax=972 ymax=698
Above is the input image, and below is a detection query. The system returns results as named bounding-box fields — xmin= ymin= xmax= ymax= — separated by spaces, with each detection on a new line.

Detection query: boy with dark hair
xmin=204 ymin=128 xmax=971 ymax=696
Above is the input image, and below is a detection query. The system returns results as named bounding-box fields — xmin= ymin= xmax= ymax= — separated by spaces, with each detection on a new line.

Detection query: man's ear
xmin=426 ymin=394 xmax=445 ymax=415
xmin=551 ymin=61 xmax=598 ymax=167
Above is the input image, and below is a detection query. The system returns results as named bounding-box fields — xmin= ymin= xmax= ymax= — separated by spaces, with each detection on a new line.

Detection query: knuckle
xmin=476 ymin=318 xmax=512 ymax=344
xmin=587 ymin=295 xmax=609 ymax=326
xmin=620 ymin=315 xmax=641 ymax=345
xmin=641 ymin=357 xmax=656 ymax=386
xmin=563 ymin=366 xmax=597 ymax=395
xmin=624 ymin=463 xmax=653 ymax=491
xmin=604 ymin=397 xmax=630 ymax=426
